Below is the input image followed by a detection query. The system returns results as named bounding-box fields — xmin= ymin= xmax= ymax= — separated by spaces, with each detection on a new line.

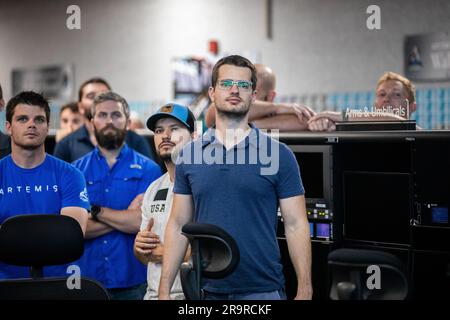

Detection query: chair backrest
xmin=0 ymin=214 xmax=110 ymax=300
xmin=0 ymin=277 xmax=110 ymax=300
xmin=328 ymin=248 xmax=409 ymax=300
xmin=180 ymin=223 xmax=240 ymax=300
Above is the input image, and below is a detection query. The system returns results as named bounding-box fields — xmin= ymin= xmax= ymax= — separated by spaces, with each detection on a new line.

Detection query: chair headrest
xmin=182 ymin=223 xmax=240 ymax=279
xmin=328 ymin=248 xmax=405 ymax=272
xmin=0 ymin=214 xmax=84 ymax=267
xmin=328 ymin=248 xmax=409 ymax=300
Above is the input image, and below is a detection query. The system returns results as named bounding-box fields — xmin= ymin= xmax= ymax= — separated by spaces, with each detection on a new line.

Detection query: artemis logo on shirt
xmin=0 ymin=184 xmax=59 ymax=196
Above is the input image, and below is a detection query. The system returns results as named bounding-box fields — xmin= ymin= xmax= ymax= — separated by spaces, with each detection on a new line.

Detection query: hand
xmin=308 ymin=111 xmax=341 ymax=131
xmin=134 ymin=218 xmax=160 ymax=262
xmin=128 ymin=193 xmax=144 ymax=210
xmin=279 ymin=103 xmax=316 ymax=123
xmin=308 ymin=117 xmax=336 ymax=131
xmin=149 ymin=244 xmax=164 ymax=264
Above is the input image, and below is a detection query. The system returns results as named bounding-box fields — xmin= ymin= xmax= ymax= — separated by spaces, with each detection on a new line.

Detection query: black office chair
xmin=180 ymin=223 xmax=240 ymax=300
xmin=0 ymin=214 xmax=110 ymax=300
xmin=328 ymin=248 xmax=408 ymax=300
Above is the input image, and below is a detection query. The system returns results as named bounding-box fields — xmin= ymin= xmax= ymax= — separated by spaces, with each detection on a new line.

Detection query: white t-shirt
xmin=140 ymin=173 xmax=184 ymax=300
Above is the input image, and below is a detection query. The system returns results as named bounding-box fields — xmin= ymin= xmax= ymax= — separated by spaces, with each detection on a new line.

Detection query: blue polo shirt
xmin=72 ymin=144 xmax=162 ymax=289
xmin=0 ymin=154 xmax=90 ymax=279
xmin=174 ymin=125 xmax=304 ymax=294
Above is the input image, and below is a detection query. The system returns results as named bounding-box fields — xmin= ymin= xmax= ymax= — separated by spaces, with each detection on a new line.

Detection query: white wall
xmin=1 ymin=0 xmax=450 ymax=102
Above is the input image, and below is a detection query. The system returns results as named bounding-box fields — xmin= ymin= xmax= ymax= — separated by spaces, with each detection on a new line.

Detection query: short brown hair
xmin=60 ymin=102 xmax=79 ymax=116
xmin=78 ymin=78 xmax=111 ymax=102
xmin=377 ymin=72 xmax=416 ymax=104
xmin=211 ymin=55 xmax=257 ymax=90
xmin=92 ymin=91 xmax=130 ymax=119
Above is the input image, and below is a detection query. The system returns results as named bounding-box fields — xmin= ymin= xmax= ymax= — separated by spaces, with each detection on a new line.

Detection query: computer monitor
xmin=289 ymin=145 xmax=333 ymax=207
xmin=288 ymin=145 xmax=334 ymax=240
xmin=343 ymin=171 xmax=412 ymax=245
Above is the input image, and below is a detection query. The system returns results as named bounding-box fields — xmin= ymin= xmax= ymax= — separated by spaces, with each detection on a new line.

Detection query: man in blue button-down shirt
xmin=73 ymin=91 xmax=162 ymax=300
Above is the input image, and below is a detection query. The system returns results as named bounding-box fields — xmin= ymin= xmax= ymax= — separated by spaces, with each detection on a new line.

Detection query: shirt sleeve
xmin=60 ymin=165 xmax=90 ymax=210
xmin=173 ymin=149 xmax=192 ymax=195
xmin=276 ymin=143 xmax=305 ymax=199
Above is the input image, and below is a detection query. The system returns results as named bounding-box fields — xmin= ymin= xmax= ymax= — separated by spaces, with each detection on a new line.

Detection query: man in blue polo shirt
xmin=159 ymin=55 xmax=312 ymax=300
xmin=0 ymin=91 xmax=89 ymax=279
xmin=53 ymin=78 xmax=154 ymax=162
xmin=73 ymin=91 xmax=161 ymax=300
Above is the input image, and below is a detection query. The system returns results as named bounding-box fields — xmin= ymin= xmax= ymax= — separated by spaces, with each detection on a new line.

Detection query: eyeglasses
xmin=217 ymin=79 xmax=253 ymax=91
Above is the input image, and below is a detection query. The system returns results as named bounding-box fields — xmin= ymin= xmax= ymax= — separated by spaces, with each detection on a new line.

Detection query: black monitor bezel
xmin=288 ymin=145 xmax=333 ymax=208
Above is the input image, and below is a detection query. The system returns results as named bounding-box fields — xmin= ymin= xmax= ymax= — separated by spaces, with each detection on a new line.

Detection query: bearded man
xmin=72 ymin=91 xmax=161 ymax=300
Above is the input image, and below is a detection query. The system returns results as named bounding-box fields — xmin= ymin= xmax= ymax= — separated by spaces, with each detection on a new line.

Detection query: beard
xmin=216 ymin=108 xmax=249 ymax=122
xmin=215 ymin=99 xmax=251 ymax=122
xmin=81 ymin=106 xmax=93 ymax=121
xmin=84 ymin=109 xmax=93 ymax=121
xmin=159 ymin=152 xmax=172 ymax=162
xmin=158 ymin=133 xmax=191 ymax=164
xmin=94 ymin=124 xmax=127 ymax=150
xmin=158 ymin=144 xmax=178 ymax=163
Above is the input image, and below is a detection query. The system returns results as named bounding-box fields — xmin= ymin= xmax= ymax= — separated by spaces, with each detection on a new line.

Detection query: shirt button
xmin=105 ymin=189 xmax=109 ymax=192
xmin=103 ymin=240 xmax=108 ymax=244
xmin=105 ymin=257 xmax=109 ymax=261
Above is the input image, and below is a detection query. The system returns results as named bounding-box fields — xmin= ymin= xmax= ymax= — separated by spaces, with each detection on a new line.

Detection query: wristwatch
xmin=90 ymin=205 xmax=102 ymax=222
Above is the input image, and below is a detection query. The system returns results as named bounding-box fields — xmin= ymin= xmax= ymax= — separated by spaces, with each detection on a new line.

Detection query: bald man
xmin=205 ymin=64 xmax=315 ymax=131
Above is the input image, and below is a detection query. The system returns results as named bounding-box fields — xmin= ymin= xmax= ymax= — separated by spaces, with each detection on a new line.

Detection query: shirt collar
xmin=201 ymin=123 xmax=259 ymax=149
xmin=94 ymin=143 xmax=129 ymax=161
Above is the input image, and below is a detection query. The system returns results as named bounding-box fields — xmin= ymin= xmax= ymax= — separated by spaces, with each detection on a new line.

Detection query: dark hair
xmin=6 ymin=91 xmax=51 ymax=124
xmin=211 ymin=55 xmax=257 ymax=90
xmin=0 ymin=83 xmax=3 ymax=99
xmin=78 ymin=78 xmax=111 ymax=102
xmin=60 ymin=102 xmax=80 ymax=116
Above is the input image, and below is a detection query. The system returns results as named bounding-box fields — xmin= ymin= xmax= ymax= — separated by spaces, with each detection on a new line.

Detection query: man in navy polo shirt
xmin=73 ymin=91 xmax=161 ymax=300
xmin=0 ymin=91 xmax=89 ymax=279
xmin=159 ymin=55 xmax=312 ymax=300
xmin=53 ymin=78 xmax=154 ymax=162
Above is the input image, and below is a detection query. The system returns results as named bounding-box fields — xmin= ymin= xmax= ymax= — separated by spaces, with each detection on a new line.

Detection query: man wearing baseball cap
xmin=134 ymin=103 xmax=196 ymax=300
